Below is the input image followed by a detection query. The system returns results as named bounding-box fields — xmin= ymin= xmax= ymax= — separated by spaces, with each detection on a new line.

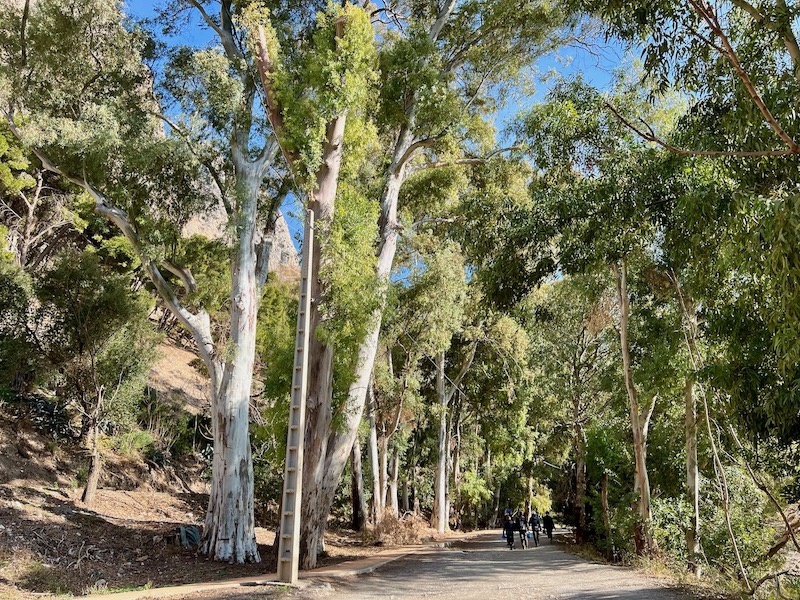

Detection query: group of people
xmin=502 ymin=509 xmax=555 ymax=550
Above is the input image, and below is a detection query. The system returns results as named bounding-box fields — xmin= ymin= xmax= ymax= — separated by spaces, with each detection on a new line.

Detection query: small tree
xmin=36 ymin=251 xmax=158 ymax=505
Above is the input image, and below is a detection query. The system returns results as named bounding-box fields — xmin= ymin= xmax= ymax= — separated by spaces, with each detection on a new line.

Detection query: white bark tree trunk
xmin=432 ymin=352 xmax=449 ymax=533
xmin=685 ymin=376 xmax=701 ymax=576
xmin=388 ymin=448 xmax=400 ymax=517
xmin=379 ymin=431 xmax=389 ymax=508
xmin=367 ymin=387 xmax=383 ymax=521
xmin=431 ymin=347 xmax=475 ymax=533
xmin=201 ymin=170 xmax=262 ymax=564
xmin=298 ymin=115 xmax=353 ymax=569
xmin=351 ymin=440 xmax=367 ymax=531
xmin=614 ymin=260 xmax=655 ymax=555
xmin=293 ymin=0 xmax=460 ymax=566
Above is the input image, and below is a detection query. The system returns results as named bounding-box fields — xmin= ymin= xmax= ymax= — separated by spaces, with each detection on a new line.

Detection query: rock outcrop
xmin=183 ymin=201 xmax=299 ymax=281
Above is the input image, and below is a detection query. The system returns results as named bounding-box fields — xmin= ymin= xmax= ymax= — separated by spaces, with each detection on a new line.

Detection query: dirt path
xmin=151 ymin=531 xmax=702 ymax=600
xmin=315 ymin=532 xmax=699 ymax=600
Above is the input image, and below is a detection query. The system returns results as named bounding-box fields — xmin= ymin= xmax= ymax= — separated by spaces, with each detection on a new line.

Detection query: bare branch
xmin=396 ymin=138 xmax=438 ymax=168
xmin=428 ymin=0 xmax=458 ymax=43
xmin=186 ymin=0 xmax=243 ymax=65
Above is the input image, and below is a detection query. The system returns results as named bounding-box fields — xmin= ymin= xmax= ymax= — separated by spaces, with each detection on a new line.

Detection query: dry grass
xmin=373 ymin=510 xmax=432 ymax=546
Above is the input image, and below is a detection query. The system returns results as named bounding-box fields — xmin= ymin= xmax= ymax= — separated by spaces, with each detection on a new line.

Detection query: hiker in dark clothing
xmin=503 ymin=515 xmax=516 ymax=549
xmin=516 ymin=512 xmax=529 ymax=549
xmin=528 ymin=510 xmax=541 ymax=547
xmin=543 ymin=511 xmax=555 ymax=541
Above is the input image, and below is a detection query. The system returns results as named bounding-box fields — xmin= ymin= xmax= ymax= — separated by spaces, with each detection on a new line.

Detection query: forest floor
xmin=0 ymin=409 xmax=398 ymax=599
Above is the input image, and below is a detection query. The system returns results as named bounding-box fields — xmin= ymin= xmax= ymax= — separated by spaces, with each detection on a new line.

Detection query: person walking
xmin=503 ymin=514 xmax=516 ymax=550
xmin=543 ymin=511 xmax=555 ymax=542
xmin=528 ymin=510 xmax=541 ymax=547
xmin=516 ymin=512 xmax=529 ymax=549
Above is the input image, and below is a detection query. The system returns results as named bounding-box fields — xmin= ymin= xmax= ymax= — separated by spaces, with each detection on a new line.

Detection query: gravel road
xmin=301 ymin=532 xmax=701 ymax=600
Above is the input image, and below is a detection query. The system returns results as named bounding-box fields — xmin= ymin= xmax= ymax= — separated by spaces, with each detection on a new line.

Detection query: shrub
xmin=109 ymin=429 xmax=155 ymax=458
xmin=374 ymin=510 xmax=429 ymax=545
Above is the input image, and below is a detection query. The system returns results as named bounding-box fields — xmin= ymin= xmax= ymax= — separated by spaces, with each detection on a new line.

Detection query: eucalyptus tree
xmin=245 ymin=2 xmax=380 ymax=566
xmin=461 ymin=76 xmax=688 ymax=554
xmin=522 ymin=275 xmax=616 ymax=542
xmin=334 ymin=0 xmax=568 ymax=536
xmin=0 ymin=0 xmax=370 ymax=563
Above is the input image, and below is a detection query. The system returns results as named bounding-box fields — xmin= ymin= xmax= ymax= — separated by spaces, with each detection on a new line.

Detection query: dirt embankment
xmin=0 ymin=411 xmax=400 ymax=599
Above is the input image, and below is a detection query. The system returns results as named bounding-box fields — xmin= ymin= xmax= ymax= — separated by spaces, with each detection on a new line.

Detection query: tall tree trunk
xmin=388 ymin=447 xmax=400 ymax=517
xmin=299 ymin=115 xmax=348 ymax=569
xmin=601 ymin=472 xmax=612 ymax=559
xmin=379 ymin=430 xmax=389 ymax=509
xmin=492 ymin=483 xmax=501 ymax=528
xmin=367 ymin=387 xmax=383 ymax=521
xmin=525 ymin=476 xmax=533 ymax=517
xmin=453 ymin=416 xmax=462 ymax=527
xmin=293 ymin=2 xmax=460 ymax=563
xmin=202 ymin=175 xmax=261 ymax=563
xmin=431 ymin=347 xmax=475 ymax=533
xmin=432 ymin=352 xmax=449 ymax=533
xmin=351 ymin=440 xmax=366 ymax=531
xmin=685 ymin=376 xmax=701 ymax=576
xmin=613 ymin=260 xmax=655 ymax=555
xmin=401 ymin=475 xmax=410 ymax=513
xmin=574 ymin=417 xmax=587 ymax=543
xmin=670 ymin=275 xmax=702 ymax=577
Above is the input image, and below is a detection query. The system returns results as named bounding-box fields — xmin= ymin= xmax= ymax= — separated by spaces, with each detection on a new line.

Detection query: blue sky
xmin=123 ymin=1 xmax=627 ymax=250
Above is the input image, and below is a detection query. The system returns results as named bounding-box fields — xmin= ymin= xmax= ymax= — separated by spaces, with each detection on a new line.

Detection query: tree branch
xmin=152 ymin=112 xmax=234 ymax=217
xmin=5 ymin=117 xmax=220 ymax=390
xmin=445 ymin=343 xmax=477 ymax=405
xmin=731 ymin=0 xmax=800 ymax=81
xmin=604 ymin=102 xmax=799 ymax=156
xmin=428 ymin=0 xmax=458 ymax=43
xmin=20 ymin=0 xmax=29 ymax=67
xmin=412 ymin=146 xmax=520 ymax=172
xmin=252 ymin=24 xmax=299 ymax=171
xmin=641 ymin=393 xmax=657 ymax=441
xmin=686 ymin=0 xmax=800 ymax=152
xmin=186 ymin=0 xmax=243 ymax=65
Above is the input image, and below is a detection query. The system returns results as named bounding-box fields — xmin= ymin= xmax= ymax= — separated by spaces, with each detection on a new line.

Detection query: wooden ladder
xmin=277 ymin=209 xmax=314 ymax=584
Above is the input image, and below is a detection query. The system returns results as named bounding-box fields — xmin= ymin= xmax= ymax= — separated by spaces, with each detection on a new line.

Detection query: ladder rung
xmin=288 ymin=446 xmax=298 ymax=452
xmin=291 ymin=425 xmax=299 ymax=430
xmin=285 ymin=489 xmax=295 ymax=494
xmin=280 ymin=557 xmax=292 ymax=562
xmin=281 ymin=534 xmax=292 ymax=539
xmin=295 ymin=347 xmax=303 ymax=353
xmin=286 ymin=467 xmax=296 ymax=472
xmin=283 ymin=511 xmax=294 ymax=517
